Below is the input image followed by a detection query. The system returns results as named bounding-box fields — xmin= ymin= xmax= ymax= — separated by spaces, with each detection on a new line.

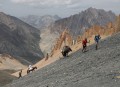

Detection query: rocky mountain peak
xmin=20 ymin=15 xmax=61 ymax=29
xmin=0 ymin=12 xmax=6 ymax=16
xmin=51 ymin=8 xmax=116 ymax=37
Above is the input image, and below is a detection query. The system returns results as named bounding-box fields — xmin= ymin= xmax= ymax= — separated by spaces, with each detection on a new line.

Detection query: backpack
xmin=94 ymin=35 xmax=101 ymax=42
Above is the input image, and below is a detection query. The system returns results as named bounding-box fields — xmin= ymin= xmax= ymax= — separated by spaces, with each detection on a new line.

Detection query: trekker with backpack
xmin=45 ymin=53 xmax=49 ymax=61
xmin=18 ymin=70 xmax=22 ymax=79
xmin=61 ymin=46 xmax=72 ymax=57
xmin=94 ymin=34 xmax=101 ymax=50
xmin=82 ymin=38 xmax=90 ymax=53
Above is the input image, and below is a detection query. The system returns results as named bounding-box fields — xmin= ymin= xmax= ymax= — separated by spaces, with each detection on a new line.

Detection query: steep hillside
xmin=39 ymin=29 xmax=59 ymax=54
xmin=51 ymin=7 xmax=116 ymax=36
xmin=4 ymin=32 xmax=120 ymax=87
xmin=0 ymin=54 xmax=25 ymax=86
xmin=0 ymin=54 xmax=26 ymax=70
xmin=0 ymin=12 xmax=43 ymax=64
xmin=0 ymin=70 xmax=17 ymax=86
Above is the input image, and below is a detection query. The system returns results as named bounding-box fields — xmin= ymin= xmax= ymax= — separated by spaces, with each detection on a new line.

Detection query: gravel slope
xmin=0 ymin=70 xmax=17 ymax=86
xmin=4 ymin=33 xmax=120 ymax=87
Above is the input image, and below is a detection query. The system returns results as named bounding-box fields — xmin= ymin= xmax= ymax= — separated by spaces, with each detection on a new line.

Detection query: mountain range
xmin=20 ymin=8 xmax=117 ymax=54
xmin=0 ymin=7 xmax=120 ymax=87
xmin=50 ymin=7 xmax=116 ymax=37
xmin=0 ymin=7 xmax=117 ymax=64
xmin=42 ymin=8 xmax=116 ymax=53
xmin=0 ymin=12 xmax=44 ymax=65
xmin=20 ymin=15 xmax=61 ymax=30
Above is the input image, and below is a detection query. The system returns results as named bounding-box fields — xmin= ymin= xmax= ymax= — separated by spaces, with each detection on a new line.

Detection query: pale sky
xmin=0 ymin=0 xmax=120 ymax=17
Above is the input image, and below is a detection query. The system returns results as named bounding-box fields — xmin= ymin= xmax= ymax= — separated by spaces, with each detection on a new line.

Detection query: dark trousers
xmin=82 ymin=45 xmax=87 ymax=52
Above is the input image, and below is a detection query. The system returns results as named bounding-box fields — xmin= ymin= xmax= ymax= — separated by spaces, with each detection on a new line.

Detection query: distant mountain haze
xmin=20 ymin=15 xmax=61 ymax=30
xmin=0 ymin=12 xmax=44 ymax=65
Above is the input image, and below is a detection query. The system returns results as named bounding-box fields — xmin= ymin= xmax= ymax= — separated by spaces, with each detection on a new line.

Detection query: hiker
xmin=27 ymin=66 xmax=37 ymax=74
xmin=45 ymin=53 xmax=49 ymax=61
xmin=94 ymin=34 xmax=101 ymax=50
xmin=27 ymin=65 xmax=33 ymax=74
xmin=28 ymin=65 xmax=33 ymax=71
xmin=82 ymin=38 xmax=90 ymax=53
xmin=72 ymin=40 xmax=75 ymax=45
xmin=18 ymin=70 xmax=22 ymax=78
xmin=61 ymin=45 xmax=72 ymax=57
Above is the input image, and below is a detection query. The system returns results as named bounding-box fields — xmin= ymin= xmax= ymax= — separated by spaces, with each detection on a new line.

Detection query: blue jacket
xmin=94 ymin=35 xmax=101 ymax=42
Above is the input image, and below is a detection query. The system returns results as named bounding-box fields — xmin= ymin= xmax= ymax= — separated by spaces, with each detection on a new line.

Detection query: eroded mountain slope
xmin=4 ymin=32 xmax=120 ymax=87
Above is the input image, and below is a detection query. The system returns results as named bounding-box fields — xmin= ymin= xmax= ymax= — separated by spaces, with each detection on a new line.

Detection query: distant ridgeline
xmin=50 ymin=8 xmax=116 ymax=37
xmin=50 ymin=15 xmax=120 ymax=56
xmin=0 ymin=12 xmax=44 ymax=65
xmin=20 ymin=15 xmax=61 ymax=30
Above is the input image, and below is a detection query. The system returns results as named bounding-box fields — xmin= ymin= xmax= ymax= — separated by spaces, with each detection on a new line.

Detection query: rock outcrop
xmin=50 ymin=29 xmax=73 ymax=56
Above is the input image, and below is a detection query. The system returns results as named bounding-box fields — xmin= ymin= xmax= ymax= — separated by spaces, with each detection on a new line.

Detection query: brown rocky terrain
xmin=50 ymin=19 xmax=117 ymax=56
xmin=0 ymin=54 xmax=27 ymax=70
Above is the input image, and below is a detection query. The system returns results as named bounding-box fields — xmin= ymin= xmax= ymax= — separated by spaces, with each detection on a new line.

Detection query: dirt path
xmin=12 ymin=35 xmax=109 ymax=77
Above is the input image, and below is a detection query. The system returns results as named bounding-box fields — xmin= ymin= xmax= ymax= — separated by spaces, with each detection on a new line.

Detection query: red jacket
xmin=82 ymin=39 xmax=87 ymax=45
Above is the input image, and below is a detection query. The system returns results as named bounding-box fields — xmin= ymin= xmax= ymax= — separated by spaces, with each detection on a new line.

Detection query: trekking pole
xmin=88 ymin=40 xmax=90 ymax=51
